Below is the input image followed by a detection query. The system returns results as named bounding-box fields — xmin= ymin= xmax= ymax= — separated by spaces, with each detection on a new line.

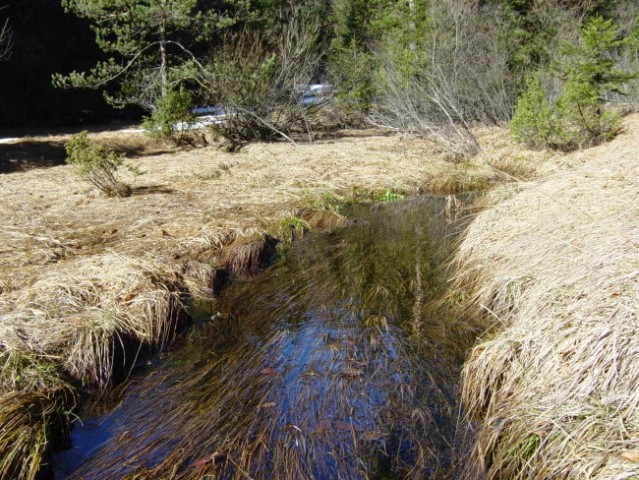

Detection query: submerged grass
xmin=65 ymin=196 xmax=470 ymax=479
xmin=453 ymin=115 xmax=639 ymax=479
xmin=0 ymin=124 xmax=554 ymax=478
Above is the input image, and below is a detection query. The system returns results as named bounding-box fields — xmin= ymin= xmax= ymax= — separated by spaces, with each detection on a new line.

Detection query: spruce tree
xmin=53 ymin=0 xmax=246 ymax=111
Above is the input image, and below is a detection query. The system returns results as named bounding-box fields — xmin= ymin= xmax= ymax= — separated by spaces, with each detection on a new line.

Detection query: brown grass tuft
xmin=0 ymin=390 xmax=73 ymax=480
xmin=427 ymin=165 xmax=494 ymax=195
xmin=299 ymin=208 xmax=347 ymax=230
xmin=0 ymin=254 xmax=188 ymax=391
xmin=453 ymin=115 xmax=639 ymax=479
xmin=223 ymin=233 xmax=279 ymax=277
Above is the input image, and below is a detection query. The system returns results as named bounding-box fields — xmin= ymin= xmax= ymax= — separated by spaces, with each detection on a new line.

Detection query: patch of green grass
xmin=310 ymin=192 xmax=345 ymax=213
xmin=377 ymin=189 xmax=406 ymax=202
xmin=0 ymin=350 xmax=69 ymax=393
xmin=274 ymin=217 xmax=312 ymax=245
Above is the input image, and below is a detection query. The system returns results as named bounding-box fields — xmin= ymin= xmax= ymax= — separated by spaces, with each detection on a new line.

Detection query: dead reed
xmin=453 ymin=115 xmax=639 ymax=479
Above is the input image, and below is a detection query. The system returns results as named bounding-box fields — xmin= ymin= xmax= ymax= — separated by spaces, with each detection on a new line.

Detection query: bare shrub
xmin=371 ymin=63 xmax=481 ymax=161
xmin=0 ymin=15 xmax=11 ymax=61
xmin=369 ymin=2 xmax=482 ymax=160
xmin=370 ymin=1 xmax=519 ymax=161
xmin=203 ymin=7 xmax=324 ymax=151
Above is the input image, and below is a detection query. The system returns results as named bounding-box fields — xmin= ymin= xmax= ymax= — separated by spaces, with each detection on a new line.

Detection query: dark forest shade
xmin=0 ymin=0 xmax=119 ymax=130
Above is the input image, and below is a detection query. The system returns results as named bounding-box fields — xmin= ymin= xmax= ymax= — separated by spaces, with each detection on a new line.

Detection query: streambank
xmin=0 ymin=125 xmax=551 ymax=478
xmin=453 ymin=115 xmax=639 ymax=479
xmin=52 ymin=195 xmax=480 ymax=479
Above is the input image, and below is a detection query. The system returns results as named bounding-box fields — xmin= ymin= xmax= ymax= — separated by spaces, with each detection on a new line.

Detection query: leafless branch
xmin=0 ymin=16 xmax=12 ymax=61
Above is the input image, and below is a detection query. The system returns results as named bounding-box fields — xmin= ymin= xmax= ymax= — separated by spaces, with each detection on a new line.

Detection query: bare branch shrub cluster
xmin=203 ymin=8 xmax=324 ymax=151
xmin=0 ymin=9 xmax=12 ymax=61
xmin=370 ymin=1 xmax=517 ymax=161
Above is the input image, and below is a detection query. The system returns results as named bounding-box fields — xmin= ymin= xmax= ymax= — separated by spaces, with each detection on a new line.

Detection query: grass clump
xmin=489 ymin=155 xmax=537 ymax=181
xmin=223 ymin=233 xmax=279 ymax=278
xmin=453 ymin=125 xmax=639 ymax=479
xmin=428 ymin=168 xmax=492 ymax=195
xmin=0 ymin=254 xmax=188 ymax=392
xmin=0 ymin=391 xmax=73 ymax=480
xmin=274 ymin=216 xmax=311 ymax=245
xmin=65 ymin=131 xmax=133 ymax=197
xmin=0 ymin=350 xmax=75 ymax=480
xmin=0 ymin=349 xmax=69 ymax=393
xmin=299 ymin=208 xmax=347 ymax=230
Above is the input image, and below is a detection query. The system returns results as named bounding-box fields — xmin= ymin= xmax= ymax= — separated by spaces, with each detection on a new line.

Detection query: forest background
xmin=1 ymin=0 xmax=639 ymax=155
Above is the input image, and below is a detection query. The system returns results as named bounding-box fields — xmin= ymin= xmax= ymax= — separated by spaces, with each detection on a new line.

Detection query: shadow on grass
xmin=131 ymin=185 xmax=175 ymax=196
xmin=0 ymin=141 xmax=68 ymax=174
xmin=0 ymin=139 xmax=174 ymax=175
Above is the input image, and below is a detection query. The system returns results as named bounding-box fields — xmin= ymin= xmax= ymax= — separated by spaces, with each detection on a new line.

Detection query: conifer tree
xmin=53 ymin=0 xmax=247 ymax=110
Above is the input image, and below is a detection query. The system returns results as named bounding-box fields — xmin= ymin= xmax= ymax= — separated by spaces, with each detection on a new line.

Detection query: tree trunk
xmin=159 ymin=1 xmax=168 ymax=99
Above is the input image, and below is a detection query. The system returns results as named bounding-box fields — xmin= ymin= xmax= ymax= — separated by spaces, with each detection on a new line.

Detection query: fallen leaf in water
xmin=194 ymin=451 xmax=226 ymax=468
xmin=361 ymin=430 xmax=387 ymax=441
xmin=260 ymin=367 xmax=279 ymax=376
xmin=335 ymin=421 xmax=364 ymax=432
xmin=315 ymin=420 xmax=332 ymax=432
xmin=259 ymin=402 xmax=276 ymax=409
xmin=620 ymin=450 xmax=639 ymax=462
xmin=194 ymin=456 xmax=211 ymax=468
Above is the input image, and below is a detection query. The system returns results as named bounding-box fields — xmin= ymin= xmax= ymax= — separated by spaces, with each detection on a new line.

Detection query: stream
xmin=52 ymin=195 xmax=476 ymax=480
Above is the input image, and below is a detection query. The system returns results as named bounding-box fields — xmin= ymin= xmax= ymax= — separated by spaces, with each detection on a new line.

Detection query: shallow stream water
xmin=52 ymin=196 xmax=475 ymax=480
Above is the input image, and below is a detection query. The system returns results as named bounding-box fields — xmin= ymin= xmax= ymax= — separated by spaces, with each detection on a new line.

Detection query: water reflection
xmin=56 ymin=196 xmax=474 ymax=480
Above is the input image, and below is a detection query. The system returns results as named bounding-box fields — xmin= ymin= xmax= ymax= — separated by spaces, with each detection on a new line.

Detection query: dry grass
xmin=453 ymin=114 xmax=639 ymax=479
xmin=0 ymin=254 xmax=187 ymax=392
xmin=0 ymin=124 xmax=554 ymax=478
xmin=223 ymin=232 xmax=279 ymax=277
xmin=0 ymin=389 xmax=73 ymax=480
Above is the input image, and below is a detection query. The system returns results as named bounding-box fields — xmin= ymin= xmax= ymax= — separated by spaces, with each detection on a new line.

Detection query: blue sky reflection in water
xmin=53 ymin=195 xmax=477 ymax=480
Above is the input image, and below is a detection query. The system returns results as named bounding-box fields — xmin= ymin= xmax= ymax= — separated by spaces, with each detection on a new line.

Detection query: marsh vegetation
xmin=53 ymin=196 xmax=479 ymax=480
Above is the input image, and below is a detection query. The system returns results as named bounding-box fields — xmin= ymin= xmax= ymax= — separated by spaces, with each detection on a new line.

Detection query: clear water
xmin=52 ymin=196 xmax=475 ymax=480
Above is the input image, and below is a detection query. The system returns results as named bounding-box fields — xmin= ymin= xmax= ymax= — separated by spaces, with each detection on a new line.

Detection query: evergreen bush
xmin=510 ymin=77 xmax=557 ymax=148
xmin=143 ymin=87 xmax=195 ymax=145
xmin=511 ymin=16 xmax=637 ymax=150
xmin=65 ymin=131 xmax=132 ymax=197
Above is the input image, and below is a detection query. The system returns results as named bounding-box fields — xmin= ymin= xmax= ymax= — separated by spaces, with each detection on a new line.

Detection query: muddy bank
xmin=454 ymin=115 xmax=639 ymax=479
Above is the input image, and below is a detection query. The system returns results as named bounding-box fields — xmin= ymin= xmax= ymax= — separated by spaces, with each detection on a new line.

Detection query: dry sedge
xmin=0 ymin=391 xmax=72 ymax=480
xmin=0 ymin=254 xmax=187 ymax=392
xmin=0 ymin=125 xmax=552 ymax=478
xmin=453 ymin=114 xmax=639 ymax=479
xmin=223 ymin=232 xmax=279 ymax=277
